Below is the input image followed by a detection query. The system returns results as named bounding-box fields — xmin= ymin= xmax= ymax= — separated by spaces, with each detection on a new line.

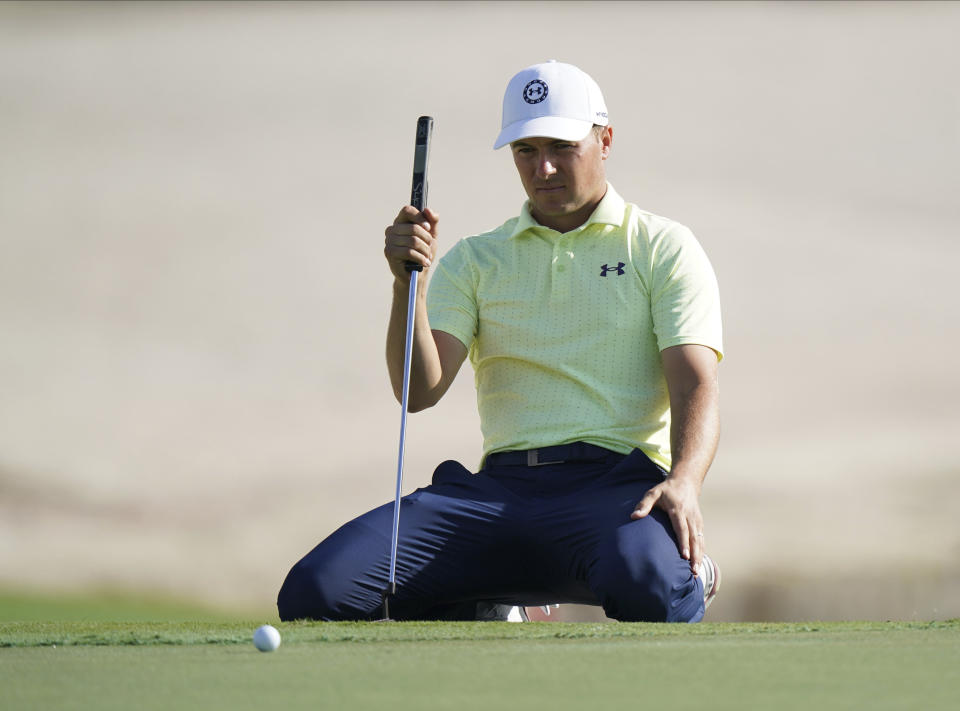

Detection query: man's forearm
xmin=386 ymin=279 xmax=444 ymax=412
xmin=633 ymin=346 xmax=720 ymax=568
xmin=666 ymin=379 xmax=720 ymax=490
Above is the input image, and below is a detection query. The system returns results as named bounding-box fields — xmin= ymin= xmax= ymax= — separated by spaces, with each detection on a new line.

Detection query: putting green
xmin=2 ymin=620 xmax=957 ymax=710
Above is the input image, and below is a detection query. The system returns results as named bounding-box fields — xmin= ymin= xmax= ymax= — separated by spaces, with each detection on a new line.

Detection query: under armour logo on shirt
xmin=600 ymin=262 xmax=625 ymax=276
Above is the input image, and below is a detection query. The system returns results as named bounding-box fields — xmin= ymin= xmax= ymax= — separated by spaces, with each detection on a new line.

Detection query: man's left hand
xmin=631 ymin=476 xmax=704 ymax=573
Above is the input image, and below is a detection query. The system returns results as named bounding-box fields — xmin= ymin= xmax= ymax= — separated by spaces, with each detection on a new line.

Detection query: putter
xmin=382 ymin=115 xmax=434 ymax=621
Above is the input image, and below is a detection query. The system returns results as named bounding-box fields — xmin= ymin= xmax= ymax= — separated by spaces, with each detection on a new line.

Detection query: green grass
xmin=2 ymin=617 xmax=957 ymax=647
xmin=2 ymin=620 xmax=958 ymax=711
xmin=0 ymin=588 xmax=250 ymax=623
xmin=1 ymin=593 xmax=958 ymax=710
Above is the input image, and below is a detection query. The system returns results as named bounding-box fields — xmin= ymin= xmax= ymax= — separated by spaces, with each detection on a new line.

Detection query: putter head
xmin=376 ymin=583 xmax=397 ymax=622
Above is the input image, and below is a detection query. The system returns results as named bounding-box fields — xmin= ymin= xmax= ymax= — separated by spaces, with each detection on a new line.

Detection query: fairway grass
xmin=3 ymin=620 xmax=958 ymax=710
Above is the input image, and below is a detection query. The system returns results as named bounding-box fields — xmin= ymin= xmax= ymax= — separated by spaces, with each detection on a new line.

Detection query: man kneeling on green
xmin=279 ymin=60 xmax=723 ymax=622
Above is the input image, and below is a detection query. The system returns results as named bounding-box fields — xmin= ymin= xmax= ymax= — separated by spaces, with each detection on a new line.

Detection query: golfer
xmin=279 ymin=61 xmax=723 ymax=622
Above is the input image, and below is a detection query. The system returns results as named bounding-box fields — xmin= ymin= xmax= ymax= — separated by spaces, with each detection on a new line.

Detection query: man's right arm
xmin=384 ymin=206 xmax=468 ymax=412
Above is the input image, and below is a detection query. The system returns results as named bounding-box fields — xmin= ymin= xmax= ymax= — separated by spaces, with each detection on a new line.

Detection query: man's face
xmin=510 ymin=127 xmax=612 ymax=233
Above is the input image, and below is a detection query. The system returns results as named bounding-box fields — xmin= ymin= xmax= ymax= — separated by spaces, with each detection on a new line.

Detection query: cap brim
xmin=493 ymin=116 xmax=594 ymax=149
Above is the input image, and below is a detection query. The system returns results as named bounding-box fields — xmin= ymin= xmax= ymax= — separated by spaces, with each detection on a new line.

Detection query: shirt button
xmin=557 ymin=265 xmax=566 ymax=272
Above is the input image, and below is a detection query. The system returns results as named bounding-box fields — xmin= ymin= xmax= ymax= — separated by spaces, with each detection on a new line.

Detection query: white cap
xmin=494 ymin=61 xmax=608 ymax=149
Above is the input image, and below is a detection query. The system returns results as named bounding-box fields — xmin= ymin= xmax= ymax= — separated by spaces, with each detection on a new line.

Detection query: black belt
xmin=483 ymin=442 xmax=617 ymax=468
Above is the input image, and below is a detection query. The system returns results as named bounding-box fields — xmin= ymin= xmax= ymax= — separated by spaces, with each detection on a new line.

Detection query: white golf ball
xmin=252 ymin=624 xmax=281 ymax=652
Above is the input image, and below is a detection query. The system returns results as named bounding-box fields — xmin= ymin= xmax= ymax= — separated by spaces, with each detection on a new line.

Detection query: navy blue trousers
xmin=277 ymin=447 xmax=704 ymax=622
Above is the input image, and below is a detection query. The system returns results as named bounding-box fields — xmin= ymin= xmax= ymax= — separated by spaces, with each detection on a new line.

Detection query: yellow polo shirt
xmin=426 ymin=184 xmax=723 ymax=470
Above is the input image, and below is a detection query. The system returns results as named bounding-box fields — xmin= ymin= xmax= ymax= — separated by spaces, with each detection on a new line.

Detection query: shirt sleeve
xmin=426 ymin=240 xmax=478 ymax=351
xmin=648 ymin=223 xmax=724 ymax=360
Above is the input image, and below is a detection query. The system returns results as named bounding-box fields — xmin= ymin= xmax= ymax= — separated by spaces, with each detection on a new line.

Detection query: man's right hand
xmin=384 ymin=206 xmax=440 ymax=283
xmin=383 ymin=204 xmax=464 ymax=411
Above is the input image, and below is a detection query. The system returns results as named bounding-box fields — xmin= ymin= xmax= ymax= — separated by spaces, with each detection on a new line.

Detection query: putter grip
xmin=406 ymin=115 xmax=433 ymax=273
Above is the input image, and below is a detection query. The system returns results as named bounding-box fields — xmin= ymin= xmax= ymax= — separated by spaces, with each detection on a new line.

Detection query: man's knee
xmin=276 ymin=530 xmax=385 ymax=622
xmin=593 ymin=560 xmax=673 ymax=621
xmin=591 ymin=522 xmax=703 ymax=623
xmin=277 ymin=559 xmax=340 ymax=621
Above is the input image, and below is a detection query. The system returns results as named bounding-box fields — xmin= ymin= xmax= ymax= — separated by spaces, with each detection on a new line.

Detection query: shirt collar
xmin=509 ymin=183 xmax=625 ymax=238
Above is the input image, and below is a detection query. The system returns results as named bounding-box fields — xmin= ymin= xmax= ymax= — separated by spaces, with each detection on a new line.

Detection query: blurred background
xmin=1 ymin=0 xmax=958 ymax=622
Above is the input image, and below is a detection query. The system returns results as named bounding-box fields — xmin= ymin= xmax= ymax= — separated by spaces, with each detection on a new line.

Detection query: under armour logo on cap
xmin=523 ymin=79 xmax=548 ymax=104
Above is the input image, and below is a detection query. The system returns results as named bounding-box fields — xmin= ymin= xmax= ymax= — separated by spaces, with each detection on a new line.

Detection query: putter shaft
xmin=383 ymin=116 xmax=433 ymax=619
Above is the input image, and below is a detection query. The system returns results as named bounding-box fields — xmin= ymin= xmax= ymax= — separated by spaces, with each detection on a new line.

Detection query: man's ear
xmin=600 ymin=125 xmax=613 ymax=159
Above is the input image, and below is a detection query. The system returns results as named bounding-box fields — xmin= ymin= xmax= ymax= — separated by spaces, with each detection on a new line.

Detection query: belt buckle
xmin=527 ymin=449 xmax=564 ymax=467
